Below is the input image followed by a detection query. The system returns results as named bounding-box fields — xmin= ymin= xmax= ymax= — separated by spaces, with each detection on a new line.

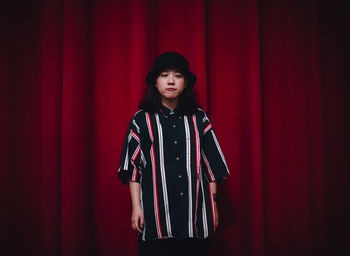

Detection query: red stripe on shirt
xmin=192 ymin=114 xmax=200 ymax=237
xmin=201 ymin=150 xmax=215 ymax=182
xmin=146 ymin=113 xmax=163 ymax=238
xmin=203 ymin=123 xmax=212 ymax=135
xmin=131 ymin=145 xmax=141 ymax=181
xmin=131 ymin=129 xmax=140 ymax=143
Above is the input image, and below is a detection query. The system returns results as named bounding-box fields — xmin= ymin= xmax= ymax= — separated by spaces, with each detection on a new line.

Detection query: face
xmin=155 ymin=68 xmax=187 ymax=105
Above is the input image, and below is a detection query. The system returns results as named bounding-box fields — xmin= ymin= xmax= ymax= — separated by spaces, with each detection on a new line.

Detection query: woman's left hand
xmin=214 ymin=202 xmax=219 ymax=230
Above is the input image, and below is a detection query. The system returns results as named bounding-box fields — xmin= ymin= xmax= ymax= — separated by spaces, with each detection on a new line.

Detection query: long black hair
xmin=138 ymin=81 xmax=200 ymax=116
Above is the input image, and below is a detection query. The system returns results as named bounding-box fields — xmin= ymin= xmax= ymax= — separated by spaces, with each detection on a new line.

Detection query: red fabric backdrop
xmin=1 ymin=0 xmax=349 ymax=255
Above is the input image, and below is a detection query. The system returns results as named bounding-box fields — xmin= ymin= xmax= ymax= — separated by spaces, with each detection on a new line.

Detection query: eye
xmin=160 ymin=73 xmax=168 ymax=77
xmin=175 ymin=74 xmax=183 ymax=78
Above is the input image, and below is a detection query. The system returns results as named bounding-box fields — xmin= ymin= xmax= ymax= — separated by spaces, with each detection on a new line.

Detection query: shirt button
xmin=179 ymin=116 xmax=182 ymax=119
xmin=174 ymin=140 xmax=178 ymax=144
xmin=173 ymin=124 xmax=176 ymax=128
xmin=176 ymin=157 xmax=180 ymax=161
xmin=178 ymin=174 xmax=182 ymax=178
xmin=180 ymin=192 xmax=184 ymax=196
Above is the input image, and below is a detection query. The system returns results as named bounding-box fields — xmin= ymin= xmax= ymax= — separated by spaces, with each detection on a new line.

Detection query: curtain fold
xmin=1 ymin=0 xmax=349 ymax=255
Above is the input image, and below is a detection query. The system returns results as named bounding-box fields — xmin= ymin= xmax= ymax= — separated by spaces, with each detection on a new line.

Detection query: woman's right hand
xmin=131 ymin=205 xmax=144 ymax=234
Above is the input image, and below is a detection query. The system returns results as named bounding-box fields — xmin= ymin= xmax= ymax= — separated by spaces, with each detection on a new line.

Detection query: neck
xmin=161 ymin=98 xmax=178 ymax=110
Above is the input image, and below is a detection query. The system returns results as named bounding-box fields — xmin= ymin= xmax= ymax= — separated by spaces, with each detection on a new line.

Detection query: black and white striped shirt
xmin=118 ymin=105 xmax=230 ymax=241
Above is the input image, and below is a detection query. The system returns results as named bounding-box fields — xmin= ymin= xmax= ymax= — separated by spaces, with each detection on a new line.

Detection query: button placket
xmin=169 ymin=114 xmax=184 ymax=197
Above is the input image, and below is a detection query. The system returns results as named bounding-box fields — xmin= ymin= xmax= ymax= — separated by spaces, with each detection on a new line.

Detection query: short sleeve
xmin=199 ymin=110 xmax=230 ymax=184
xmin=117 ymin=115 xmax=144 ymax=185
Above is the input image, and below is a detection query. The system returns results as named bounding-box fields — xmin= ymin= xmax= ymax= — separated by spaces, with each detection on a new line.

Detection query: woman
xmin=118 ymin=52 xmax=230 ymax=256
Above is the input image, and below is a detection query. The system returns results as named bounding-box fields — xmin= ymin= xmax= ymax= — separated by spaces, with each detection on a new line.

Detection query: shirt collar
xmin=159 ymin=105 xmax=179 ymax=118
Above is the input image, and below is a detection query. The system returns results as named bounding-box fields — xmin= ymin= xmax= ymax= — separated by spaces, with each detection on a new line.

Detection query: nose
xmin=168 ymin=74 xmax=175 ymax=84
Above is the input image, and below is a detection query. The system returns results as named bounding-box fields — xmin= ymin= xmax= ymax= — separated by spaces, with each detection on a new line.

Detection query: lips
xmin=166 ymin=88 xmax=176 ymax=91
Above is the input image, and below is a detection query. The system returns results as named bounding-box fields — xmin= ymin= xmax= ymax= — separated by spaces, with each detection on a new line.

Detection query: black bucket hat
xmin=145 ymin=52 xmax=197 ymax=88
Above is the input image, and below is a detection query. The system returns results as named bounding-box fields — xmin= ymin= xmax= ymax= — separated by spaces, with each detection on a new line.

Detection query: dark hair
xmin=138 ymin=82 xmax=200 ymax=116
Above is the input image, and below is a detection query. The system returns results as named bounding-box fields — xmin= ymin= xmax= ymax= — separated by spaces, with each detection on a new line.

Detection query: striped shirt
xmin=118 ymin=105 xmax=230 ymax=241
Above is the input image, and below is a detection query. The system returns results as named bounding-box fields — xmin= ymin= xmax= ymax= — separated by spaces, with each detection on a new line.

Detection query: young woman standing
xmin=118 ymin=52 xmax=229 ymax=256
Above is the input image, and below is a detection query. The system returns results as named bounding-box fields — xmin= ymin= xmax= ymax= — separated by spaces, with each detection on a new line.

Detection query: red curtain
xmin=1 ymin=0 xmax=349 ymax=255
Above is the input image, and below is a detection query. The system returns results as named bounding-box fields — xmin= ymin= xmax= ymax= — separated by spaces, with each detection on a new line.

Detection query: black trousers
xmin=138 ymin=236 xmax=213 ymax=256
